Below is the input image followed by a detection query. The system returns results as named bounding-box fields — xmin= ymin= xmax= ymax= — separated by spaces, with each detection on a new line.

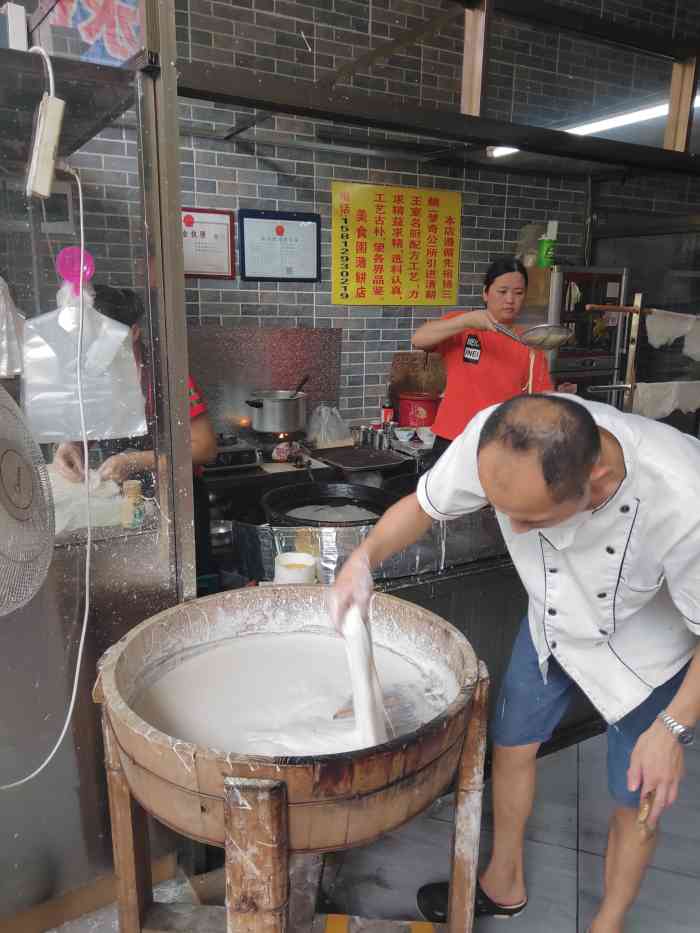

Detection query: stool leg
xmin=224 ymin=777 xmax=289 ymax=933
xmin=102 ymin=712 xmax=153 ymax=933
xmin=448 ymin=661 xmax=490 ymax=933
xmin=288 ymin=854 xmax=323 ymax=933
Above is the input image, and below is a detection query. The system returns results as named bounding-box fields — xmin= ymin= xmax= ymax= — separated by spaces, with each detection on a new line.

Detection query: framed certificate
xmin=181 ymin=208 xmax=236 ymax=278
xmin=239 ymin=209 xmax=321 ymax=282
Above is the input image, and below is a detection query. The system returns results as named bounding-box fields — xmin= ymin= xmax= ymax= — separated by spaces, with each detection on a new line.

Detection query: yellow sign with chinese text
xmin=331 ymin=182 xmax=461 ymax=306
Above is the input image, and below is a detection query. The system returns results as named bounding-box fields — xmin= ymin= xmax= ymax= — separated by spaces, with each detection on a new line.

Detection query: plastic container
xmin=398 ymin=392 xmax=439 ymax=427
xmin=273 ymin=551 xmax=317 ymax=584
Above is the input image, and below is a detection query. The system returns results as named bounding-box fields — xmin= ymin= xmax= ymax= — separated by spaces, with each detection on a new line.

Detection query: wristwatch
xmin=658 ymin=710 xmax=696 ymax=746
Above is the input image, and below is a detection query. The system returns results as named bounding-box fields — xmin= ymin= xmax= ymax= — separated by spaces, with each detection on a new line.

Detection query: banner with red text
xmin=331 ymin=181 xmax=461 ymax=306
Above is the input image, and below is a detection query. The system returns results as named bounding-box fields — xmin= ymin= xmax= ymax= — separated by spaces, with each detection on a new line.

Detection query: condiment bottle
xmin=121 ymin=479 xmax=145 ymax=529
xmin=381 ymin=385 xmax=395 ymax=424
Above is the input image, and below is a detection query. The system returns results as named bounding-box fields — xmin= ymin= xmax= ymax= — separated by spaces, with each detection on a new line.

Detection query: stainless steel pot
xmin=245 ymin=390 xmax=307 ymax=434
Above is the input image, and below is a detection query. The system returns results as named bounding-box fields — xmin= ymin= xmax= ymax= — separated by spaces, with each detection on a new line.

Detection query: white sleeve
xmin=416 ymin=408 xmax=491 ymax=521
xmin=664 ymin=517 xmax=700 ymax=634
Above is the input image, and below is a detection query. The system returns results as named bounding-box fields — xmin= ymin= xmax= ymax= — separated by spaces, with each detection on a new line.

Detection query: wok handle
xmin=245 ymin=399 xmax=263 ymax=409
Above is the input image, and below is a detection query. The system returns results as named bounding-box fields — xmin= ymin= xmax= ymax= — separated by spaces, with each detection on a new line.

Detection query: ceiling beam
xmin=452 ymin=0 xmax=700 ymax=61
xmin=178 ymin=62 xmax=700 ymax=176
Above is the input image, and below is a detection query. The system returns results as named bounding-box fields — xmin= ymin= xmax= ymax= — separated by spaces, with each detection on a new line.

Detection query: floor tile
xmin=578 ymin=732 xmax=700 ymax=878
xmin=579 ymin=852 xmax=700 ymax=932
xmin=427 ymin=746 xmax=578 ymax=850
xmin=479 ymin=836 xmax=577 ymax=933
xmin=324 ymin=808 xmax=577 ymax=930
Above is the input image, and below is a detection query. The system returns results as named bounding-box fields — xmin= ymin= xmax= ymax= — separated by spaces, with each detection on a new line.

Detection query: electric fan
xmin=0 ymin=385 xmax=54 ymax=616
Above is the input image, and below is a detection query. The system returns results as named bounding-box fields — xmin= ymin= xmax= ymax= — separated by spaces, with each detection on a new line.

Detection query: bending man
xmin=331 ymin=394 xmax=700 ymax=933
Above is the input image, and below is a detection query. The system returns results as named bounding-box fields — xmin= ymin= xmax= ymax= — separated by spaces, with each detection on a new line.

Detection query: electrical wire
xmin=1 ymin=164 xmax=91 ymax=790
xmin=28 ymin=45 xmax=55 ymax=98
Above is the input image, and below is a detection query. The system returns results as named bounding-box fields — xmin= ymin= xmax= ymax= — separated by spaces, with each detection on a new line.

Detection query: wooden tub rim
xmin=95 ymin=586 xmax=479 ymax=771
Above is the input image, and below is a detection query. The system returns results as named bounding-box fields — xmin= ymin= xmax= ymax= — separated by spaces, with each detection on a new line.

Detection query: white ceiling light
xmin=488 ymin=146 xmax=520 ymax=158
xmin=488 ymin=94 xmax=700 ymax=157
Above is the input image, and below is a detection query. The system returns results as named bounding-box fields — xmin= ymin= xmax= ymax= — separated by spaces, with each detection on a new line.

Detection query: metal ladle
xmin=490 ymin=321 xmax=573 ymax=351
xmin=487 ymin=321 xmax=573 ymax=393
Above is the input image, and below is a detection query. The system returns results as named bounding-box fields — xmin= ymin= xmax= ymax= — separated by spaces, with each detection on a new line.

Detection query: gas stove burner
xmin=202 ymin=433 xmax=262 ymax=474
xmin=217 ymin=432 xmax=239 ymax=448
xmin=240 ymin=428 xmax=306 ymax=461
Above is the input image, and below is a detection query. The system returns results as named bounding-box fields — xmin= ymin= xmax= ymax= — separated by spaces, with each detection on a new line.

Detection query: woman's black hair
xmin=92 ymin=285 xmax=145 ymax=328
xmin=483 ymin=256 xmax=528 ymax=292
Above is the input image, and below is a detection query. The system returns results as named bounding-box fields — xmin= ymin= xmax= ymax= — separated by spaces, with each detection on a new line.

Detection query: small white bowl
xmin=416 ymin=427 xmax=435 ymax=447
xmin=394 ymin=427 xmax=416 ymax=443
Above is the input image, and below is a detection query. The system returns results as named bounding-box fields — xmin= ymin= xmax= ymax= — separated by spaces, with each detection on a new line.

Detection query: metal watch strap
xmin=658 ymin=710 xmax=694 ymax=744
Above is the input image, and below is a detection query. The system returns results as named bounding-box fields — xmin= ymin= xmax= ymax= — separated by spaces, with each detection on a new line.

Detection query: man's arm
xmin=628 ymin=520 xmax=700 ymax=827
xmin=359 ymin=493 xmax=433 ymax=568
xmin=628 ymin=644 xmax=700 ymax=827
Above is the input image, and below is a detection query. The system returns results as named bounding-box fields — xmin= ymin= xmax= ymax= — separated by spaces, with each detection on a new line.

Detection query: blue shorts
xmin=491 ymin=618 xmax=690 ymax=808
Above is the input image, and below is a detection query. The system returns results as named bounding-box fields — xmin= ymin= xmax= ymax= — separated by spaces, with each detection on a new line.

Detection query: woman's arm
xmin=412 ymin=309 xmax=494 ymax=351
xmin=190 ymin=411 xmax=218 ymax=466
xmin=98 ymin=413 xmax=217 ymax=483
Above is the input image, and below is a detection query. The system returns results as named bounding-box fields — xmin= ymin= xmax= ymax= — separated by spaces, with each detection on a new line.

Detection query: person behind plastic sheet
xmin=330 ymin=394 xmax=700 ymax=933
xmin=52 ymin=286 xmax=217 ymax=573
xmin=412 ymin=256 xmax=575 ymax=458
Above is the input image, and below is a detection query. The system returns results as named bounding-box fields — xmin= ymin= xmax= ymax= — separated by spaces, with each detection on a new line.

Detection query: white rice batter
xmin=133 ymin=631 xmax=453 ymax=757
xmin=286 ymin=504 xmax=379 ymax=523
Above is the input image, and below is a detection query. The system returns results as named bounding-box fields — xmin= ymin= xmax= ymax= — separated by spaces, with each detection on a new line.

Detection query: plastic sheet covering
xmin=0 ymin=276 xmax=23 ymax=378
xmin=633 ymin=380 xmax=700 ymax=420
xmin=233 ymin=507 xmax=506 ymax=584
xmin=22 ymin=284 xmax=147 ymax=443
xmin=646 ymin=309 xmax=695 ymax=348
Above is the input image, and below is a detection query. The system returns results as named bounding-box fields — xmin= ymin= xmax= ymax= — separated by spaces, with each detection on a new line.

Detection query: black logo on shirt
xmin=463 ymin=335 xmax=481 ymax=364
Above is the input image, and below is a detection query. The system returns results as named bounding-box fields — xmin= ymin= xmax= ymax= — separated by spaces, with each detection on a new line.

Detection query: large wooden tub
xmin=95 ymin=586 xmax=479 ymax=853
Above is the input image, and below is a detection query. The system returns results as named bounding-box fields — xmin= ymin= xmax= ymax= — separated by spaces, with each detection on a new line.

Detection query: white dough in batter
xmin=133 ymin=631 xmax=452 ymax=757
xmin=341 ymin=606 xmax=388 ymax=748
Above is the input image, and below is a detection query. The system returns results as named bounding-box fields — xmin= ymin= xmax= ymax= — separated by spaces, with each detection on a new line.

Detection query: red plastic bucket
xmin=398 ymin=392 xmax=439 ymax=427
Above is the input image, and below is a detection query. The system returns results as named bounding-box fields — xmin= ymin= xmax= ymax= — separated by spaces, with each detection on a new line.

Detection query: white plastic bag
xmin=22 ymin=283 xmax=147 ymax=443
xmin=0 ymin=276 xmax=24 ymax=377
xmin=307 ymin=404 xmax=352 ymax=448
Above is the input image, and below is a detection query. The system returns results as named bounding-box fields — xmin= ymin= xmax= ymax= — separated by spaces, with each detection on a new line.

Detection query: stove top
xmin=202 ymin=433 xmax=263 ymax=474
xmin=239 ymin=429 xmax=307 ymax=461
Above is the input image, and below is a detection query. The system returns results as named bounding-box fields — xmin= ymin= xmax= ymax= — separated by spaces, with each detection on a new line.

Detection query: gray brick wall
xmin=545 ymin=0 xmax=700 ymax=41
xmin=7 ymin=0 xmax=699 ymax=422
xmin=175 ymin=0 xmax=465 ymax=109
xmin=177 ymin=96 xmax=585 ymax=419
xmin=484 ymin=14 xmax=673 ymax=130
xmin=171 ymin=0 xmax=586 ymax=419
xmin=0 ymin=123 xmax=145 ymax=316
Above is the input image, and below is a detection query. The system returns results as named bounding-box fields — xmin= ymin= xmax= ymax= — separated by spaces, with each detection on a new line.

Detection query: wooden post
xmin=102 ymin=712 xmax=153 ymax=933
xmin=224 ymin=778 xmax=289 ymax=933
xmin=664 ymin=57 xmax=698 ymax=152
xmin=623 ymin=293 xmax=643 ymax=413
xmin=460 ymin=0 xmax=492 ymax=116
xmin=447 ymin=661 xmax=490 ymax=933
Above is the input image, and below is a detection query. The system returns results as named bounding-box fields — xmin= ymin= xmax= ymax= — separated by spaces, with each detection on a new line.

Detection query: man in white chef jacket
xmin=332 ymin=394 xmax=700 ymax=933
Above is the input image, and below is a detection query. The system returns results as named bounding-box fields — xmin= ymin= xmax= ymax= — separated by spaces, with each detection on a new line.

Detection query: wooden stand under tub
xmin=93 ymin=587 xmax=490 ymax=933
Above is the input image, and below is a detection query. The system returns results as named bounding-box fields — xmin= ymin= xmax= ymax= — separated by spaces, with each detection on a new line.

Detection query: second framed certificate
xmin=239 ymin=209 xmax=321 ymax=282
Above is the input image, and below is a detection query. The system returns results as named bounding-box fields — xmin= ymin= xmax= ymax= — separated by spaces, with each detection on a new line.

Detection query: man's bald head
xmin=477 ymin=395 xmax=601 ymax=505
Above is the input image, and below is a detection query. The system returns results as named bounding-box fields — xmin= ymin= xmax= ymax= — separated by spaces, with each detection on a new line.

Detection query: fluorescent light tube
xmin=488 ymin=94 xmax=700 ymax=157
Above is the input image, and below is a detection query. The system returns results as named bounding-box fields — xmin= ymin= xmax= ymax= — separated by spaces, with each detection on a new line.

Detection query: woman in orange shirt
xmin=413 ymin=257 xmax=572 ymax=458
